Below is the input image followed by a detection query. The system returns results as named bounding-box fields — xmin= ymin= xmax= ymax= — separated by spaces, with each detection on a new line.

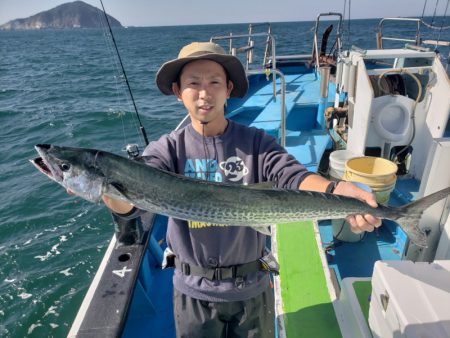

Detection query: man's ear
xmin=227 ymin=80 xmax=234 ymax=98
xmin=172 ymin=83 xmax=182 ymax=101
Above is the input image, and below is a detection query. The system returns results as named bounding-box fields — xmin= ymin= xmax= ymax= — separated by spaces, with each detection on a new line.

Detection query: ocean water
xmin=1 ymin=18 xmax=449 ymax=337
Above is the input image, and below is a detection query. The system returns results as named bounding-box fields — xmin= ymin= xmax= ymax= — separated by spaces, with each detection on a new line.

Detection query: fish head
xmin=31 ymin=144 xmax=105 ymax=203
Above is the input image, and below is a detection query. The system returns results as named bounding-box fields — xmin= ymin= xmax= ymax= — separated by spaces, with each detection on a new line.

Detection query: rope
xmin=419 ymin=0 xmax=450 ymax=29
xmin=341 ymin=0 xmax=352 ymax=49
xmin=431 ymin=0 xmax=439 ymax=28
xmin=420 ymin=19 xmax=450 ymax=30
xmin=436 ymin=0 xmax=450 ymax=45
xmin=421 ymin=0 xmax=429 ymax=19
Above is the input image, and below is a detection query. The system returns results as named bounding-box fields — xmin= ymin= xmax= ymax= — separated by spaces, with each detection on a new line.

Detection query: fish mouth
xmin=30 ymin=144 xmax=63 ymax=182
xmin=30 ymin=156 xmax=52 ymax=177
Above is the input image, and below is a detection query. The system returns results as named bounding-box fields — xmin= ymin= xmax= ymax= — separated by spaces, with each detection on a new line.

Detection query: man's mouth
xmin=198 ymin=105 xmax=213 ymax=112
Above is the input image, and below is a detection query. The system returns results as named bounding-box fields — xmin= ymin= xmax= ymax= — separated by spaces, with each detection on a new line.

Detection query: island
xmin=0 ymin=1 xmax=122 ymax=30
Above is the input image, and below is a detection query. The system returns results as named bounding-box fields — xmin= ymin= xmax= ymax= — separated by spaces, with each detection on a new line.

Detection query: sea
xmin=1 ymin=17 xmax=449 ymax=337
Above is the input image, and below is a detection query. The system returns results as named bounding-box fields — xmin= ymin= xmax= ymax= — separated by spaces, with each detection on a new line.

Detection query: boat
xmin=68 ymin=12 xmax=450 ymax=338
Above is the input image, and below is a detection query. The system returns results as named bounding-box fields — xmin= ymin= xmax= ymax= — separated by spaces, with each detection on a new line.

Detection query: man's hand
xmin=333 ymin=181 xmax=382 ymax=234
xmin=67 ymin=188 xmax=134 ymax=214
xmin=102 ymin=195 xmax=134 ymax=215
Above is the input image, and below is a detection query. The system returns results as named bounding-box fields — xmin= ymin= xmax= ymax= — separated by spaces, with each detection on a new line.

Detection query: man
xmin=104 ymin=42 xmax=381 ymax=337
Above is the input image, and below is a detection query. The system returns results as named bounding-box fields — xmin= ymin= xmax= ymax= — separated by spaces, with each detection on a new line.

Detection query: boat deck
xmin=227 ymin=66 xmax=335 ymax=173
xmin=275 ymin=221 xmax=341 ymax=338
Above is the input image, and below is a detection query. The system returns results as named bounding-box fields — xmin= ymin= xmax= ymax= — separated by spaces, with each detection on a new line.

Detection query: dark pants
xmin=173 ymin=286 xmax=275 ymax=338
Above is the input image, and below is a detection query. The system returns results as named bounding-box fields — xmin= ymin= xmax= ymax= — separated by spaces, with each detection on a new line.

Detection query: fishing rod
xmin=99 ymin=0 xmax=149 ymax=147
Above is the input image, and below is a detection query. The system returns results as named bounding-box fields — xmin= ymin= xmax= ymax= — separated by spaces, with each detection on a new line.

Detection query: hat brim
xmin=156 ymin=53 xmax=248 ymax=98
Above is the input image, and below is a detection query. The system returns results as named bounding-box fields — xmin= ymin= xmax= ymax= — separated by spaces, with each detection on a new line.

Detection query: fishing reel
xmin=125 ymin=143 xmax=140 ymax=159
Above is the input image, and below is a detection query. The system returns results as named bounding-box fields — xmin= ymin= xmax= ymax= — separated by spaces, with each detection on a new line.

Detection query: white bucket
xmin=329 ymin=150 xmax=358 ymax=180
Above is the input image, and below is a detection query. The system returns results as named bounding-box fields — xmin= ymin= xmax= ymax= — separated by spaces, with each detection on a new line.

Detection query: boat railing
xmin=376 ymin=18 xmax=422 ymax=49
xmin=311 ymin=12 xmax=343 ymax=74
xmin=377 ymin=17 xmax=450 ymax=49
xmin=246 ymin=22 xmax=273 ymax=68
xmin=210 ymin=31 xmax=276 ymax=70
xmin=210 ymin=31 xmax=278 ymax=97
xmin=211 ymin=32 xmax=288 ymax=146
xmin=376 ymin=17 xmax=450 ymax=73
xmin=247 ymin=68 xmax=287 ymax=147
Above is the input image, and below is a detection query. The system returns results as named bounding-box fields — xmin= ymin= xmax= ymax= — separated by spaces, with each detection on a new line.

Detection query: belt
xmin=170 ymin=256 xmax=264 ymax=281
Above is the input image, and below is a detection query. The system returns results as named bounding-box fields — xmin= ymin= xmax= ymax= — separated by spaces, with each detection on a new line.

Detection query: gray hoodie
xmin=124 ymin=120 xmax=310 ymax=302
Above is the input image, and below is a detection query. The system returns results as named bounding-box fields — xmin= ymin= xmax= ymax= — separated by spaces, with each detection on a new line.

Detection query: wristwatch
xmin=325 ymin=180 xmax=341 ymax=194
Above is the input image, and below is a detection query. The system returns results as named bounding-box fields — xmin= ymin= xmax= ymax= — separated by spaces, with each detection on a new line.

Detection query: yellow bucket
xmin=344 ymin=156 xmax=398 ymax=204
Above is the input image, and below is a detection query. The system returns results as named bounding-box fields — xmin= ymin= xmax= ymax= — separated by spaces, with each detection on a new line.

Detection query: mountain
xmin=0 ymin=1 xmax=122 ymax=30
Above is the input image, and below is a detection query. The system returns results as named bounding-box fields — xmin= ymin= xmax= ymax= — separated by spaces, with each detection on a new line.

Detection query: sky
xmin=0 ymin=0 xmax=447 ymax=27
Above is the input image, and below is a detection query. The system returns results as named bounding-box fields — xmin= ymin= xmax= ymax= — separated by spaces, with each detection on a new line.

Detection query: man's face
xmin=172 ymin=59 xmax=233 ymax=125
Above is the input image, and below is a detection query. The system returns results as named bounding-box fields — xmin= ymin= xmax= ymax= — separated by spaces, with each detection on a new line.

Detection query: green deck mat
xmin=276 ymin=221 xmax=341 ymax=338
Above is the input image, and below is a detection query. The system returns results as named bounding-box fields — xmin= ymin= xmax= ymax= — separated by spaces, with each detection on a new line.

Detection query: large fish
xmin=31 ymin=144 xmax=450 ymax=247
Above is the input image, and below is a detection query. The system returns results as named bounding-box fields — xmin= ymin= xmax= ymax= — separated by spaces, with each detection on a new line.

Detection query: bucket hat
xmin=156 ymin=42 xmax=248 ymax=98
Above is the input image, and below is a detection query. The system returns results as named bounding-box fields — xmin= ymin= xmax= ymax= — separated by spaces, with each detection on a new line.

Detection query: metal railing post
xmin=246 ymin=69 xmax=287 ymax=147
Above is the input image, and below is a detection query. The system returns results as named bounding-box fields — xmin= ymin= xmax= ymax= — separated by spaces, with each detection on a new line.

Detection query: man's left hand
xmin=333 ymin=181 xmax=382 ymax=234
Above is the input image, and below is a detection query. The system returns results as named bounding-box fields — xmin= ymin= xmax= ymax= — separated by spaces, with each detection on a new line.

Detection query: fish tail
xmin=390 ymin=187 xmax=450 ymax=248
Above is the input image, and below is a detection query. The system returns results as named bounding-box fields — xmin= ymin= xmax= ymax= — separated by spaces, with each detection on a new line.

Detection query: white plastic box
xmin=369 ymin=260 xmax=450 ymax=338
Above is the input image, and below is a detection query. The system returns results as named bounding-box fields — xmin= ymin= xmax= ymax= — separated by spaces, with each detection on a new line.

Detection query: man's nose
xmin=199 ymin=87 xmax=209 ymax=99
xmin=198 ymin=82 xmax=211 ymax=97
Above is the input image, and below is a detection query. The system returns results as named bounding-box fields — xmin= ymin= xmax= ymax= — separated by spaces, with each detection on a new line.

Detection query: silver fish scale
xmin=118 ymin=174 xmax=379 ymax=225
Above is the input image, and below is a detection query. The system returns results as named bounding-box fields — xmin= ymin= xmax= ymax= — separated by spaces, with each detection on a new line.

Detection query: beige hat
xmin=155 ymin=42 xmax=248 ymax=98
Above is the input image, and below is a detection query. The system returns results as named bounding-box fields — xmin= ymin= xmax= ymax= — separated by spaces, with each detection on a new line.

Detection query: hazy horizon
xmin=1 ymin=0 xmax=447 ymax=27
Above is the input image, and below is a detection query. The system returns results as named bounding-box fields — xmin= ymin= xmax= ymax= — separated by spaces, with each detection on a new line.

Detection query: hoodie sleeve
xmin=141 ymin=133 xmax=178 ymax=171
xmin=257 ymin=131 xmax=314 ymax=189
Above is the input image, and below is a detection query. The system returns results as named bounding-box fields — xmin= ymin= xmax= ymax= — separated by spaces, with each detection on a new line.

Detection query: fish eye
xmin=60 ymin=163 xmax=71 ymax=171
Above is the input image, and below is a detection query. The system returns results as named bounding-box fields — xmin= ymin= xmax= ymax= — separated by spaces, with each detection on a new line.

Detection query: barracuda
xmin=31 ymin=144 xmax=450 ymax=247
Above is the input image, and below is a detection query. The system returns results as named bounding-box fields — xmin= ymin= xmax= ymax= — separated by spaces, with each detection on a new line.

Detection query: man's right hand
xmin=66 ymin=188 xmax=133 ymax=214
xmin=102 ymin=195 xmax=134 ymax=214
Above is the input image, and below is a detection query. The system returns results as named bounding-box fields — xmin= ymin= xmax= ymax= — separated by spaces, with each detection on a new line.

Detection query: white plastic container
xmin=337 ymin=277 xmax=373 ymax=338
xmin=329 ymin=149 xmax=358 ymax=180
xmin=369 ymin=260 xmax=450 ymax=338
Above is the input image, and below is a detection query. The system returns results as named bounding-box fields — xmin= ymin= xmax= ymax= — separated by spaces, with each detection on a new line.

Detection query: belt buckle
xmin=213 ymin=266 xmax=237 ymax=280
xmin=181 ymin=262 xmax=190 ymax=275
xmin=214 ymin=267 xmax=222 ymax=280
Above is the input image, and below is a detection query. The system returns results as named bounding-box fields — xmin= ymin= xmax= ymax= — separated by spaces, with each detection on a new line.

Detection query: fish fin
xmin=391 ymin=186 xmax=450 ymax=248
xmin=250 ymin=225 xmax=272 ymax=236
xmin=245 ymin=181 xmax=277 ymax=190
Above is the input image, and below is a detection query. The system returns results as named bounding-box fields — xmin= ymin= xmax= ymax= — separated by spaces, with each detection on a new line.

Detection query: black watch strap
xmin=325 ymin=180 xmax=341 ymax=194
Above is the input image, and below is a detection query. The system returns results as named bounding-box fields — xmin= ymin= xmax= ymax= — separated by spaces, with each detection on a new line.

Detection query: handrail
xmin=377 ymin=18 xmax=422 ymax=49
xmin=311 ymin=12 xmax=343 ymax=74
xmin=211 ymin=29 xmax=288 ymax=145
xmin=210 ymin=32 xmax=277 ymax=97
xmin=210 ymin=32 xmax=276 ymax=68
xmin=246 ymin=69 xmax=287 ymax=147
xmin=376 ymin=17 xmax=450 ymax=72
xmin=247 ymin=23 xmax=272 ymax=67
